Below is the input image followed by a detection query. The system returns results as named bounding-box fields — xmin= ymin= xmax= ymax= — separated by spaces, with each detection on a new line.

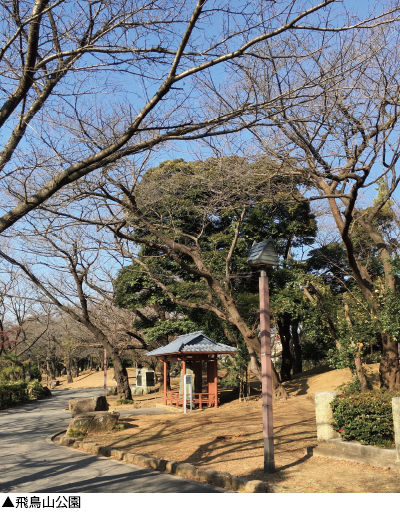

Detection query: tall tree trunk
xmin=111 ymin=348 xmax=132 ymax=399
xmin=277 ymin=313 xmax=292 ymax=382
xmin=380 ymin=333 xmax=400 ymax=389
xmin=248 ymin=350 xmax=287 ymax=400
xmin=354 ymin=351 xmax=368 ymax=392
xmin=344 ymin=298 xmax=368 ymax=392
xmin=291 ymin=318 xmax=302 ymax=375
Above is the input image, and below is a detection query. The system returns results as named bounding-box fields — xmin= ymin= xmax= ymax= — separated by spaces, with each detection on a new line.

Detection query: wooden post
xmin=260 ymin=270 xmax=275 ymax=473
xmin=207 ymin=358 xmax=213 ymax=406
xmin=103 ymin=349 xmax=107 ymax=398
xmin=163 ymin=360 xmax=167 ymax=405
xmin=213 ymin=358 xmax=218 ymax=408
xmin=182 ymin=359 xmax=186 ymax=409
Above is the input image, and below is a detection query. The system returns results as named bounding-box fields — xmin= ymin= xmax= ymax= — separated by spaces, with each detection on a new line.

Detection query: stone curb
xmin=56 ymin=434 xmax=270 ymax=493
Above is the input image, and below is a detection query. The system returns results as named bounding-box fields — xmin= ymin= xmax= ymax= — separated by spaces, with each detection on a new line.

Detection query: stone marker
xmin=392 ymin=397 xmax=400 ymax=462
xmin=67 ymin=411 xmax=120 ymax=435
xmin=106 ymin=386 xmax=117 ymax=396
xmin=314 ymin=391 xmax=340 ymax=441
xmin=69 ymin=396 xmax=109 ymax=417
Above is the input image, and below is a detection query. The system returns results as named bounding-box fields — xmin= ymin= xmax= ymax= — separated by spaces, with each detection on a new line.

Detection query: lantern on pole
xmin=247 ymin=238 xmax=279 ymax=474
xmin=26 ymin=351 xmax=32 ymax=382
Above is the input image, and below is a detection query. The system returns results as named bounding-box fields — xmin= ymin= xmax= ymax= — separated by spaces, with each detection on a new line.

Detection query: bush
xmin=0 ymin=380 xmax=28 ymax=409
xmin=25 ymin=364 xmax=42 ymax=382
xmin=331 ymin=390 xmax=400 ymax=448
xmin=0 ymin=379 xmax=49 ymax=408
xmin=115 ymin=398 xmax=134 ymax=405
xmin=114 ymin=423 xmax=125 ymax=431
xmin=337 ymin=375 xmax=362 ymax=395
xmin=27 ymin=380 xmax=47 ymax=399
xmin=68 ymin=428 xmax=85 ymax=438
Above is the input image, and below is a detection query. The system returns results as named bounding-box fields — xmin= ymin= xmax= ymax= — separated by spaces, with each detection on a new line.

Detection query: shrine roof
xmin=146 ymin=331 xmax=237 ymax=357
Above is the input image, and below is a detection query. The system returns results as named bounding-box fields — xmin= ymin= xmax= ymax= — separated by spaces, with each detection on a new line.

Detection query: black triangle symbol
xmin=2 ymin=497 xmax=14 ymax=508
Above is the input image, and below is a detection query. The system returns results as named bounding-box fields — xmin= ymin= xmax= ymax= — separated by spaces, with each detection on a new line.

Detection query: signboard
xmin=183 ymin=373 xmax=193 ymax=414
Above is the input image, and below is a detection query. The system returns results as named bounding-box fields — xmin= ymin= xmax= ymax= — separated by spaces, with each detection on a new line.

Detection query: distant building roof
xmin=146 ymin=331 xmax=237 ymax=357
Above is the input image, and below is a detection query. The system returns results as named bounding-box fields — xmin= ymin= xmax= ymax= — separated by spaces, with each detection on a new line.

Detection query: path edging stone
xmin=56 ymin=434 xmax=270 ymax=493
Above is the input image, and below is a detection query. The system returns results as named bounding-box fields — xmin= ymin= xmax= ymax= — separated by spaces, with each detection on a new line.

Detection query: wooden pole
xmin=163 ymin=360 xmax=167 ymax=405
xmin=260 ymin=269 xmax=275 ymax=473
xmin=182 ymin=359 xmax=186 ymax=408
xmin=103 ymin=349 xmax=107 ymax=397
xmin=213 ymin=359 xmax=218 ymax=408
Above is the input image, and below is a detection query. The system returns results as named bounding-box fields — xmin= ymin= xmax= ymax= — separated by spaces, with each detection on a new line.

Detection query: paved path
xmin=0 ymin=388 xmax=227 ymax=493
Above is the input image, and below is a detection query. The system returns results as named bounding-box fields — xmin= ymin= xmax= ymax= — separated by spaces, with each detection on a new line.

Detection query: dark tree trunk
xmin=248 ymin=351 xmax=287 ymax=400
xmin=379 ymin=333 xmax=400 ymax=389
xmin=291 ymin=318 xmax=302 ymax=375
xmin=278 ymin=313 xmax=292 ymax=382
xmin=98 ymin=350 xmax=104 ymax=370
xmin=49 ymin=361 xmax=56 ymax=381
xmin=111 ymin=349 xmax=132 ymax=400
xmin=354 ymin=353 xmax=368 ymax=392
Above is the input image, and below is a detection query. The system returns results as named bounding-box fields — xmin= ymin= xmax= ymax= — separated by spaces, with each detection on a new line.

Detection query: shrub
xmin=115 ymin=398 xmax=134 ymax=405
xmin=0 ymin=380 xmax=28 ymax=409
xmin=25 ymin=364 xmax=42 ymax=382
xmin=27 ymin=380 xmax=47 ymax=399
xmin=68 ymin=428 xmax=85 ymax=438
xmin=331 ymin=390 xmax=400 ymax=448
xmin=114 ymin=423 xmax=125 ymax=432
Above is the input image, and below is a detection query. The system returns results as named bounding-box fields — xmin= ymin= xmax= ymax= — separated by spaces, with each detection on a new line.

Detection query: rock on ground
xmin=67 ymin=412 xmax=120 ymax=435
xmin=69 ymin=396 xmax=109 ymax=417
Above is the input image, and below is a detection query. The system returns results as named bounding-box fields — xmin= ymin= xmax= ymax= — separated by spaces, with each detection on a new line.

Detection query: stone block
xmin=165 ymin=460 xmax=178 ymax=474
xmin=69 ymin=396 xmax=109 ymax=417
xmin=59 ymin=436 xmax=75 ymax=446
xmin=154 ymin=459 xmax=167 ymax=472
xmin=107 ymin=386 xmax=117 ymax=396
xmin=88 ymin=444 xmax=101 ymax=455
xmin=196 ymin=468 xmax=218 ymax=484
xmin=99 ymin=446 xmax=111 ymax=457
xmin=131 ymin=386 xmax=144 ymax=395
xmin=230 ymin=475 xmax=246 ymax=492
xmin=110 ymin=449 xmax=124 ymax=460
xmin=244 ymin=480 xmax=269 ymax=493
xmin=312 ymin=439 xmax=399 ymax=469
xmin=392 ymin=397 xmax=400 ymax=462
xmin=122 ymin=452 xmax=135 ymax=463
xmin=314 ymin=391 xmax=340 ymax=441
xmin=67 ymin=412 xmax=119 ymax=436
xmin=133 ymin=454 xmax=147 ymax=466
xmin=49 ymin=380 xmax=59 ymax=389
xmin=174 ymin=463 xmax=197 ymax=479
xmin=213 ymin=472 xmax=232 ymax=488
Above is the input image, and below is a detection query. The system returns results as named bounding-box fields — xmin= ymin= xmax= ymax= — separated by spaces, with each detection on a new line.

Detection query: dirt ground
xmin=60 ymin=363 xmax=400 ymax=493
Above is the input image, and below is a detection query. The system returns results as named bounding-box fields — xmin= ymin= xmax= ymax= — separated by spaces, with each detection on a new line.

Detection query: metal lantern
xmin=247 ymin=238 xmax=279 ymax=267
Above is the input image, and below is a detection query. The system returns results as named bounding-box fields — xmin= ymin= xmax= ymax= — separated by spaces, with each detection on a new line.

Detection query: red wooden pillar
xmin=207 ymin=357 xmax=218 ymax=406
xmin=213 ymin=358 xmax=218 ymax=408
xmin=182 ymin=359 xmax=186 ymax=408
xmin=163 ymin=359 xmax=167 ymax=405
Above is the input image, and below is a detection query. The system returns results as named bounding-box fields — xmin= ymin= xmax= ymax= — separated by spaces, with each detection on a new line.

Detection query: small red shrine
xmin=146 ymin=331 xmax=236 ymax=409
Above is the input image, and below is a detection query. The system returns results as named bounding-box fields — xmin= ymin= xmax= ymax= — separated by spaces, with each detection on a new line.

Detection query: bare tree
xmin=0 ymin=0 xmax=398 ymax=235
xmin=245 ymin=21 xmax=400 ymax=388
xmin=0 ymin=220 xmax=153 ymax=398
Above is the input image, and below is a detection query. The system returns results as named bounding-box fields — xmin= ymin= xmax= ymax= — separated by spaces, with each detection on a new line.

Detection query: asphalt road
xmin=0 ymin=388 xmax=227 ymax=493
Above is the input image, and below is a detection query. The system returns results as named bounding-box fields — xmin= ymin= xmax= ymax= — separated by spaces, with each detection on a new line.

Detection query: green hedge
xmin=0 ymin=380 xmax=28 ymax=409
xmin=0 ymin=379 xmax=49 ymax=409
xmin=331 ymin=390 xmax=400 ymax=448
